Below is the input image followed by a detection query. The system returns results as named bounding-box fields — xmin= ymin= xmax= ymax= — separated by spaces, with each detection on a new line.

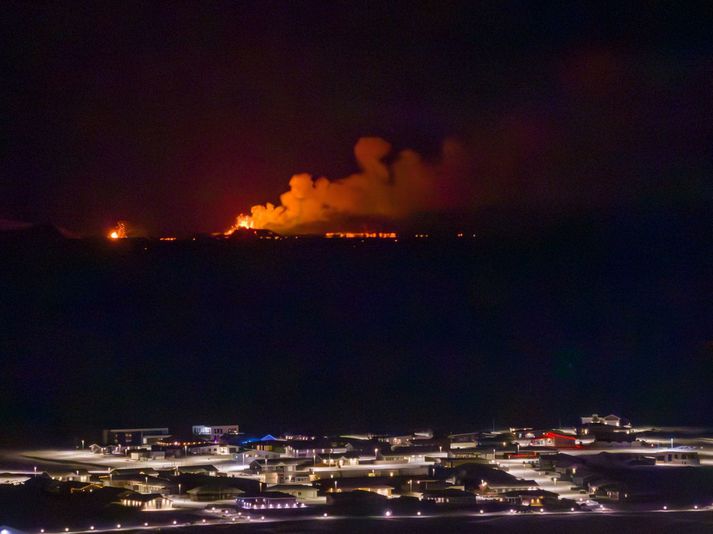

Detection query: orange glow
xmin=324 ymin=232 xmax=397 ymax=239
xmin=225 ymin=214 xmax=254 ymax=235
xmin=223 ymin=137 xmax=461 ymax=234
xmin=108 ymin=221 xmax=127 ymax=239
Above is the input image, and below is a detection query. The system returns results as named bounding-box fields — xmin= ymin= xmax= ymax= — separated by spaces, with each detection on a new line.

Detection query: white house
xmin=267 ymin=484 xmax=320 ymax=501
xmin=580 ymin=414 xmax=630 ymax=428
xmin=654 ymin=450 xmax=700 ymax=466
xmin=193 ymin=424 xmax=240 ymax=441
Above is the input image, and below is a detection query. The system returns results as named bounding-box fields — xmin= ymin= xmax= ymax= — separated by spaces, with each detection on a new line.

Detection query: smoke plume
xmin=228 ymin=137 xmax=470 ymax=234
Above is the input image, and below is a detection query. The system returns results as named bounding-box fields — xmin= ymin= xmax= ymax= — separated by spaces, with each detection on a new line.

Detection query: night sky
xmin=1 ymin=2 xmax=712 ymax=444
xmin=2 ymin=1 xmax=712 ymax=234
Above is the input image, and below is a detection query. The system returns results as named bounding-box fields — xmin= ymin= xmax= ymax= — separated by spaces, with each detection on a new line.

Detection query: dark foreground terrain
xmin=161 ymin=512 xmax=713 ymax=534
xmin=1 ymin=205 xmax=711 ymax=444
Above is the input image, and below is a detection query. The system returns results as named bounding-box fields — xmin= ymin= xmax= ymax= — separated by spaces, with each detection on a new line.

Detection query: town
xmin=1 ymin=414 xmax=712 ymax=532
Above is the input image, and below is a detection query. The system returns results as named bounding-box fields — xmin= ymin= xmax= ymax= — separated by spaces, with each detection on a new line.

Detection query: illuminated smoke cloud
xmin=227 ymin=137 xmax=470 ymax=234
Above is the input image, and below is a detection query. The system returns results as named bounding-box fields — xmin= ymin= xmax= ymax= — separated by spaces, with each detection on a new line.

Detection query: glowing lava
xmin=324 ymin=232 xmax=397 ymax=239
xmin=225 ymin=214 xmax=254 ymax=235
xmin=108 ymin=221 xmax=127 ymax=239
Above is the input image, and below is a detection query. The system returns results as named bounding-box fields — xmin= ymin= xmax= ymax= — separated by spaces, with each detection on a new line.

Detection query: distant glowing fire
xmin=325 ymin=232 xmax=397 ymax=239
xmin=225 ymin=214 xmax=254 ymax=235
xmin=108 ymin=221 xmax=127 ymax=239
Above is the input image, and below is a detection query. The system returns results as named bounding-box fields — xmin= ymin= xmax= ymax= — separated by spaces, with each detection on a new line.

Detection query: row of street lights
xmin=32 ymin=502 xmax=713 ymax=533
xmin=38 ymin=514 xmax=267 ymax=533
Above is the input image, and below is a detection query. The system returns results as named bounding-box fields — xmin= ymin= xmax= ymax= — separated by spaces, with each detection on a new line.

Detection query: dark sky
xmin=2 ymin=1 xmax=712 ymax=235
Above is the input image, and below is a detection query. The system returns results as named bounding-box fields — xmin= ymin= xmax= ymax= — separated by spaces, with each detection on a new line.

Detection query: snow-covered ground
xmin=498 ymin=458 xmax=600 ymax=507
xmin=3 ymin=448 xmax=245 ymax=473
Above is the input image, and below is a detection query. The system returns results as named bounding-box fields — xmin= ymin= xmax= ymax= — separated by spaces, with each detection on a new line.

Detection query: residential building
xmin=186 ymin=484 xmax=245 ymax=501
xmin=266 ymin=484 xmax=320 ymax=501
xmin=654 ymin=450 xmax=700 ymax=466
xmin=501 ymin=489 xmax=560 ymax=507
xmin=192 ymin=424 xmax=240 ymax=442
xmin=529 ymin=431 xmax=582 ymax=449
xmin=102 ymin=428 xmax=170 ymax=446
xmin=580 ymin=414 xmax=631 ymax=428
xmin=117 ymin=491 xmax=173 ymax=510
xmin=236 ymin=491 xmax=299 ymax=509
xmin=249 ymin=458 xmax=313 ymax=484
xmin=421 ymin=489 xmax=476 ymax=505
xmin=315 ymin=476 xmax=400 ymax=497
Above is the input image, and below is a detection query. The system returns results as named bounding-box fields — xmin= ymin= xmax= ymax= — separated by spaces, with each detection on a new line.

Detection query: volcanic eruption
xmin=225 ymin=137 xmax=470 ymax=235
xmin=108 ymin=221 xmax=127 ymax=239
